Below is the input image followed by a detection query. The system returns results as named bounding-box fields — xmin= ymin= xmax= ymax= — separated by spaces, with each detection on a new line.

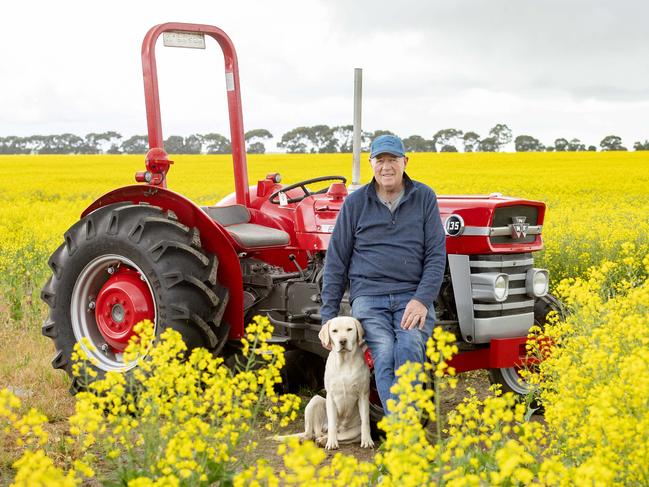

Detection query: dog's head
xmin=318 ymin=316 xmax=364 ymax=353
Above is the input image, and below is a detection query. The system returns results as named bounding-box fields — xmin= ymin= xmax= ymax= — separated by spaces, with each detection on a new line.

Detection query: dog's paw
xmin=315 ymin=435 xmax=328 ymax=448
xmin=325 ymin=438 xmax=339 ymax=450
xmin=360 ymin=436 xmax=375 ymax=449
xmin=298 ymin=433 xmax=314 ymax=443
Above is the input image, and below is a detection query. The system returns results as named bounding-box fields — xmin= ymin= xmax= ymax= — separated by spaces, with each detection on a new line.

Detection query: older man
xmin=320 ymin=134 xmax=446 ymax=414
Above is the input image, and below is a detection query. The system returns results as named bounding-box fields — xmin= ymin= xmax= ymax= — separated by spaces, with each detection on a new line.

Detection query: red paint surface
xmin=95 ymin=267 xmax=154 ymax=351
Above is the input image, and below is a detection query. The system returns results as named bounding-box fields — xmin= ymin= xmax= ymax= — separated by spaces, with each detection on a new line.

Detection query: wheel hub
xmin=95 ymin=267 xmax=154 ymax=351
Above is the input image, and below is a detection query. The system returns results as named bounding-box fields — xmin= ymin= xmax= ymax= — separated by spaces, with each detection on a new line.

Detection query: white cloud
xmin=1 ymin=0 xmax=647 ymax=148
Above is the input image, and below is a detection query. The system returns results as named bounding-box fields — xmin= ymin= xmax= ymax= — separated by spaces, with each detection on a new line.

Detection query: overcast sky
xmin=2 ymin=0 xmax=648 ymax=150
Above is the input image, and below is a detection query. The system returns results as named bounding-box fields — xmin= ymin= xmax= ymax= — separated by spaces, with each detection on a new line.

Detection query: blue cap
xmin=370 ymin=134 xmax=405 ymax=159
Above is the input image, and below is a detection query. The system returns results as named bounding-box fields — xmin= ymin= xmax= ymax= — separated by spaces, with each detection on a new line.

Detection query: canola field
xmin=0 ymin=151 xmax=647 ymax=308
xmin=1 ymin=151 xmax=648 ymax=485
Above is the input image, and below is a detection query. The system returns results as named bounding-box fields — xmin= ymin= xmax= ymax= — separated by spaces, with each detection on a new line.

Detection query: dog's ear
xmin=353 ymin=318 xmax=364 ymax=344
xmin=319 ymin=320 xmax=331 ymax=349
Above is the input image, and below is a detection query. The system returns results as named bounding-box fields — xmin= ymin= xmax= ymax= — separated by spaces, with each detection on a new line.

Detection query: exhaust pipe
xmin=350 ymin=67 xmax=362 ymax=190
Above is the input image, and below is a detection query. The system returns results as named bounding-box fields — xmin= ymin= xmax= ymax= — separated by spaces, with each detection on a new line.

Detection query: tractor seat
xmin=202 ymin=205 xmax=290 ymax=249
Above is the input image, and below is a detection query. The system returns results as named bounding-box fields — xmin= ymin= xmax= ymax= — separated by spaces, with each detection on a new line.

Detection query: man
xmin=320 ymin=134 xmax=446 ymax=414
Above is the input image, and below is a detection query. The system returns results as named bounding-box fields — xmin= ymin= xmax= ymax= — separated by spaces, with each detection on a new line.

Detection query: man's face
xmin=370 ymin=153 xmax=408 ymax=192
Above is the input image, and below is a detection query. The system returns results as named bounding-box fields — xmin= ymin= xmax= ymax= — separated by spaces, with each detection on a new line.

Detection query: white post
xmin=350 ymin=68 xmax=362 ymax=190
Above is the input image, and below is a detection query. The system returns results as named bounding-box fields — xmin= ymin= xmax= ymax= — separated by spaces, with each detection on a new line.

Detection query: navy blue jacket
xmin=321 ymin=173 xmax=447 ymax=323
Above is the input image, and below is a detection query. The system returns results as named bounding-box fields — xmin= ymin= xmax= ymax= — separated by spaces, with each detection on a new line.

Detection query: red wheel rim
xmin=95 ymin=266 xmax=154 ymax=352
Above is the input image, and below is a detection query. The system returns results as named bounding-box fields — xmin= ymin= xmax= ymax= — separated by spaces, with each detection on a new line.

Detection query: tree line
xmin=1 ymin=124 xmax=648 ymax=154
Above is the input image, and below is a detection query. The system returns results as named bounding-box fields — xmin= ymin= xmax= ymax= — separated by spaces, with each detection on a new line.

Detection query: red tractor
xmin=41 ymin=23 xmax=557 ymax=420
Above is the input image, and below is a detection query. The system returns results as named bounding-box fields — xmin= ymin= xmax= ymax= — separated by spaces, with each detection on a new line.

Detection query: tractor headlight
xmin=471 ymin=272 xmax=509 ymax=303
xmin=494 ymin=275 xmax=509 ymax=301
xmin=526 ymin=268 xmax=549 ymax=297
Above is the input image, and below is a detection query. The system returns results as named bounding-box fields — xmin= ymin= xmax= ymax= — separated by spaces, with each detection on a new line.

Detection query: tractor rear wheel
xmin=41 ymin=203 xmax=229 ymax=390
xmin=488 ymin=294 xmax=562 ymax=400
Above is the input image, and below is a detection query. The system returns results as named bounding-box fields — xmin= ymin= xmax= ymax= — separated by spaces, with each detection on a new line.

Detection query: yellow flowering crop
xmin=2 ymin=316 xmax=301 ymax=485
xmin=1 ymin=152 xmax=647 ymax=484
xmin=1 ymin=151 xmax=647 ymax=320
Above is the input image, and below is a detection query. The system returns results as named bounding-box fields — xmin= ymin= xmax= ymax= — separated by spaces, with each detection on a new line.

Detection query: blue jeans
xmin=352 ymin=291 xmax=435 ymax=414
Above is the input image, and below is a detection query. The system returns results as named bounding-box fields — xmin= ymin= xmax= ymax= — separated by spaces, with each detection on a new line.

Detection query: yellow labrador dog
xmin=300 ymin=316 xmax=374 ymax=450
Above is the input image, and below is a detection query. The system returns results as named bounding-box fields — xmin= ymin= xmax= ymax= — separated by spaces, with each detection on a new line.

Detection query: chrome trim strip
xmin=448 ymin=254 xmax=475 ymax=342
xmin=462 ymin=226 xmax=490 ymax=236
xmin=473 ymin=299 xmax=535 ymax=311
xmin=460 ymin=225 xmax=542 ymax=237
xmin=470 ymin=258 xmax=534 ymax=268
xmin=508 ymin=273 xmax=527 ymax=280
xmin=507 ymin=288 xmax=528 ymax=295
xmin=489 ymin=225 xmax=542 ymax=237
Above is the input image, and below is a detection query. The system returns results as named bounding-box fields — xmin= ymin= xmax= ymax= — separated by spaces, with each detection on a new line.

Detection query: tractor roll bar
xmin=141 ymin=23 xmax=250 ymax=206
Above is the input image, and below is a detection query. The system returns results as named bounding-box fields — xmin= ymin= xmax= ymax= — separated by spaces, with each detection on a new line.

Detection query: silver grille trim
xmin=474 ymin=299 xmax=535 ymax=311
xmin=490 ymin=225 xmax=542 ymax=237
xmin=449 ymin=253 xmax=537 ymax=344
xmin=470 ymin=258 xmax=534 ymax=268
xmin=462 ymin=225 xmax=542 ymax=237
xmin=506 ymin=288 xmax=529 ymax=296
xmin=508 ymin=273 xmax=527 ymax=281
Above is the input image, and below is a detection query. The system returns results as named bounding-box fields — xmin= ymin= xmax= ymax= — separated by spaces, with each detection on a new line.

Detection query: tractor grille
xmin=469 ymin=253 xmax=534 ymax=318
xmin=490 ymin=205 xmax=539 ymax=245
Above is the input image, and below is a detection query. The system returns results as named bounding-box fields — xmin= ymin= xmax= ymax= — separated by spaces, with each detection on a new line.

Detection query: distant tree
xmin=102 ymin=131 xmax=122 ymax=154
xmin=80 ymin=132 xmax=103 ymax=154
xmin=478 ymin=136 xmax=499 ymax=152
xmin=488 ymin=124 xmax=512 ymax=151
xmin=633 ymin=140 xmax=649 ymax=151
xmin=107 ymin=143 xmax=122 ymax=154
xmin=278 ymin=125 xmax=337 ymax=153
xmin=24 ymin=136 xmax=43 ymax=153
xmin=182 ymin=134 xmax=203 ymax=154
xmin=432 ymin=128 xmax=463 ymax=152
xmin=278 ymin=127 xmax=311 ymax=153
xmin=567 ymin=138 xmax=586 ymax=151
xmin=164 ymin=135 xmax=187 ymax=154
xmin=403 ymin=135 xmax=435 ymax=152
xmin=545 ymin=146 xmax=555 ymax=152
xmin=0 ymin=136 xmax=30 ymax=154
xmin=554 ymin=138 xmax=569 ymax=152
xmin=245 ymin=129 xmax=273 ymax=154
xmin=587 ymin=145 xmax=597 ymax=151
xmin=370 ymin=130 xmax=395 ymax=139
xmin=121 ymin=135 xmax=149 ymax=154
xmin=36 ymin=133 xmax=85 ymax=154
xmin=203 ymin=133 xmax=232 ymax=154
xmin=331 ymin=125 xmax=354 ymax=153
xmin=310 ymin=125 xmax=337 ymax=153
xmin=82 ymin=131 xmax=122 ymax=154
xmin=514 ymin=135 xmax=543 ymax=152
xmin=462 ymin=132 xmax=480 ymax=153
xmin=440 ymin=145 xmax=458 ymax=152
xmin=359 ymin=130 xmax=374 ymax=152
xmin=600 ymin=135 xmax=627 ymax=151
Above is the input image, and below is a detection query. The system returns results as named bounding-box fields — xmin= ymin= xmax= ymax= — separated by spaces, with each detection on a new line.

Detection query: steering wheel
xmin=269 ymin=175 xmax=347 ymax=204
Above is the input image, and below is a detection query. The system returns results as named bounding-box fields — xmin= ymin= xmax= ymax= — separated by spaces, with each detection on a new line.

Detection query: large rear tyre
xmin=41 ymin=203 xmax=229 ymax=389
xmin=488 ymin=294 xmax=562 ymax=398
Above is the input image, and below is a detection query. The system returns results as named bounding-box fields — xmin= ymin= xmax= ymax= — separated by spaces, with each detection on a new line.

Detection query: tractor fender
xmin=82 ymin=185 xmax=244 ymax=339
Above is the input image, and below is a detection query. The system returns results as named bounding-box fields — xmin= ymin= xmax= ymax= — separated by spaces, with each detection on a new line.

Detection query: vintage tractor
xmin=41 ymin=23 xmax=557 ymax=420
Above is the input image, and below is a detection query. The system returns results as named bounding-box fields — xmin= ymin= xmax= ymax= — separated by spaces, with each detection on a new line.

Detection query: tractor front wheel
xmin=488 ymin=294 xmax=562 ymax=400
xmin=41 ymin=203 xmax=229 ymax=389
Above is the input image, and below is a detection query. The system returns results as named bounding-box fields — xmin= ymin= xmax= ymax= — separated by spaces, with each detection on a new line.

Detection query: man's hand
xmin=400 ymin=299 xmax=428 ymax=330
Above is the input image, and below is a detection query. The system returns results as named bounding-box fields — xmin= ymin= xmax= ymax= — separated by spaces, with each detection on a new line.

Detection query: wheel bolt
xmin=107 ymin=266 xmax=115 ymax=275
xmin=101 ymin=344 xmax=109 ymax=353
xmin=88 ymin=300 xmax=96 ymax=310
